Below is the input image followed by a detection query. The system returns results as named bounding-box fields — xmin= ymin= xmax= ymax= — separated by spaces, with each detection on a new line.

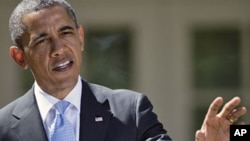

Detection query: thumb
xmin=195 ymin=130 xmax=205 ymax=141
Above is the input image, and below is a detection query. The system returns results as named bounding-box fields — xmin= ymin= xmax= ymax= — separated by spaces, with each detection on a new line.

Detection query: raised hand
xmin=195 ymin=97 xmax=247 ymax=141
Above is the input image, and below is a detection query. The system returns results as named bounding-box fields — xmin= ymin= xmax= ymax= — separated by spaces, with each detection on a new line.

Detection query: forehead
xmin=22 ymin=5 xmax=75 ymax=32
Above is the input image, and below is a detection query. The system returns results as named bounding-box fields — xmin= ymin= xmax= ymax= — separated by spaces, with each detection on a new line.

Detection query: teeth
xmin=57 ymin=61 xmax=70 ymax=67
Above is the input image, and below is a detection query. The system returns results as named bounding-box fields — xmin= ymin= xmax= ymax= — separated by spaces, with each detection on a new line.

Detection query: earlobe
xmin=9 ymin=46 xmax=28 ymax=69
xmin=78 ymin=25 xmax=84 ymax=51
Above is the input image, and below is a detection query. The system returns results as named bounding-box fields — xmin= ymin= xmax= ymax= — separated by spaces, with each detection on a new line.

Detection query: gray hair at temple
xmin=9 ymin=0 xmax=78 ymax=49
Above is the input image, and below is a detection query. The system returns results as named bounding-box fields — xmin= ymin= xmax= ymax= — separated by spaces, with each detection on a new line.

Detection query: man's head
xmin=9 ymin=0 xmax=78 ymax=49
xmin=9 ymin=0 xmax=84 ymax=98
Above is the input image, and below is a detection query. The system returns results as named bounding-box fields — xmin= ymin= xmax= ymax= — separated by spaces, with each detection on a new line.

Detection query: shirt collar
xmin=34 ymin=76 xmax=82 ymax=122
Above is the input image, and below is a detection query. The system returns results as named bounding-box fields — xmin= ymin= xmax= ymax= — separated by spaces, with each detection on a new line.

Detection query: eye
xmin=59 ymin=26 xmax=75 ymax=37
xmin=62 ymin=30 xmax=74 ymax=35
xmin=36 ymin=38 xmax=49 ymax=46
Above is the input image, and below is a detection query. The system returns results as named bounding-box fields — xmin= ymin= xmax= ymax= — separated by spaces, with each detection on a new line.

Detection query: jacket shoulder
xmin=0 ymin=89 xmax=33 ymax=124
xmin=89 ymin=83 xmax=145 ymax=102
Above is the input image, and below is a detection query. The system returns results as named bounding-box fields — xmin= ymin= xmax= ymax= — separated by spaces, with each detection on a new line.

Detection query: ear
xmin=9 ymin=46 xmax=29 ymax=69
xmin=78 ymin=25 xmax=84 ymax=51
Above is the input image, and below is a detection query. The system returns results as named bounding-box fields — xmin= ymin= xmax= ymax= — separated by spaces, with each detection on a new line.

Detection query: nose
xmin=50 ymin=38 xmax=64 ymax=57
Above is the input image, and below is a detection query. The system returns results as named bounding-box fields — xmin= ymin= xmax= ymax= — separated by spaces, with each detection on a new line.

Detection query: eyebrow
xmin=59 ymin=25 xmax=75 ymax=32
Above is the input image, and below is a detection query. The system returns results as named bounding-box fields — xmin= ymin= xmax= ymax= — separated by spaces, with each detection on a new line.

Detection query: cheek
xmin=25 ymin=51 xmax=49 ymax=70
xmin=72 ymin=50 xmax=83 ymax=69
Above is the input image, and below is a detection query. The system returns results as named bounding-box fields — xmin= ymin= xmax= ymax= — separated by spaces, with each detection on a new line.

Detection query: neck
xmin=36 ymin=77 xmax=79 ymax=100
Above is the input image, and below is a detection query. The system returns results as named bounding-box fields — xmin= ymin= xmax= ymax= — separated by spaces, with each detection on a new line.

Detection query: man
xmin=0 ymin=0 xmax=246 ymax=141
xmin=0 ymin=0 xmax=171 ymax=140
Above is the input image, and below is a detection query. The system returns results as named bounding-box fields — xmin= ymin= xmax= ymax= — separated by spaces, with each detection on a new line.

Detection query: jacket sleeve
xmin=135 ymin=94 xmax=172 ymax=141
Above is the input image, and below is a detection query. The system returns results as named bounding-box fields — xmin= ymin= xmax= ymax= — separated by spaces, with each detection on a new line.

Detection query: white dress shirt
xmin=34 ymin=76 xmax=82 ymax=141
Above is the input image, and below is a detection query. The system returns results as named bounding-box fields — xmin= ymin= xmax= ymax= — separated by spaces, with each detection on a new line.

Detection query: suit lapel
xmin=79 ymin=80 xmax=112 ymax=141
xmin=10 ymin=80 xmax=112 ymax=141
xmin=11 ymin=88 xmax=48 ymax=141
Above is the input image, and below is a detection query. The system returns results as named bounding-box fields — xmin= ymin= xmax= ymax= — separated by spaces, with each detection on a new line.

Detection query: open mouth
xmin=53 ymin=60 xmax=73 ymax=72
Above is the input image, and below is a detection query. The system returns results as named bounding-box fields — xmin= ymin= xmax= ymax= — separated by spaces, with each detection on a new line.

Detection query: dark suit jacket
xmin=0 ymin=79 xmax=172 ymax=141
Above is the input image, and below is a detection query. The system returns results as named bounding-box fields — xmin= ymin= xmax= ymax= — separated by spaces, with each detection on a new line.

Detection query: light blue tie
xmin=50 ymin=100 xmax=76 ymax=141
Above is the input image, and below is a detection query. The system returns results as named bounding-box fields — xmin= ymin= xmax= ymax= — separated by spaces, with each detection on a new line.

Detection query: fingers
xmin=205 ymin=97 xmax=224 ymax=119
xmin=218 ymin=97 xmax=241 ymax=118
xmin=235 ymin=121 xmax=246 ymax=125
xmin=227 ymin=106 xmax=247 ymax=124
xmin=195 ymin=130 xmax=205 ymax=141
xmin=204 ymin=96 xmax=246 ymax=125
xmin=200 ymin=97 xmax=224 ymax=130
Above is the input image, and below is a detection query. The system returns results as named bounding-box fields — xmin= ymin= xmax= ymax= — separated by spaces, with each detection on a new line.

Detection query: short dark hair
xmin=9 ymin=0 xmax=78 ymax=49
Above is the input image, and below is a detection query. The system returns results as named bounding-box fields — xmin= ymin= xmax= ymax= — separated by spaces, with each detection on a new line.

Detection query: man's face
xmin=19 ymin=5 xmax=84 ymax=95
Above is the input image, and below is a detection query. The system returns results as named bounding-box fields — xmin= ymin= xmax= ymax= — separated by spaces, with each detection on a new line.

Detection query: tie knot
xmin=54 ymin=100 xmax=70 ymax=114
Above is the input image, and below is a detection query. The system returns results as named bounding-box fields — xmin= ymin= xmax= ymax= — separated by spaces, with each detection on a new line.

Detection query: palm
xmin=202 ymin=115 xmax=231 ymax=141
